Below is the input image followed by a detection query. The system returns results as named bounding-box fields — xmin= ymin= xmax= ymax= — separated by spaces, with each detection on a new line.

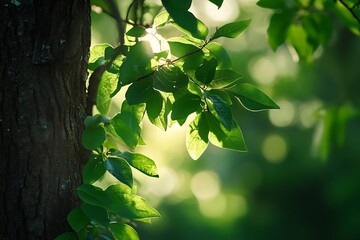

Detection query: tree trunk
xmin=0 ymin=0 xmax=90 ymax=239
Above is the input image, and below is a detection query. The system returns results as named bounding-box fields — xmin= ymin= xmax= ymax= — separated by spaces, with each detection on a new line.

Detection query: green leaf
xmin=77 ymin=183 xmax=160 ymax=220
xmin=154 ymin=11 xmax=171 ymax=28
xmin=54 ymin=232 xmax=77 ymax=240
xmin=82 ymin=155 xmax=106 ymax=184
xmin=126 ymin=77 xmax=154 ymax=105
xmin=162 ymin=0 xmax=208 ymax=40
xmin=153 ymin=65 xmax=189 ymax=92
xmin=209 ymin=70 xmax=243 ymax=89
xmin=168 ymin=38 xmax=204 ymax=72
xmin=76 ymin=228 xmax=87 ymax=240
xmin=97 ymin=70 xmax=118 ymax=114
xmin=188 ymin=81 xmax=203 ymax=97
xmin=80 ymin=203 xmax=109 ymax=227
xmin=209 ymin=0 xmax=223 ymax=8
xmin=334 ymin=1 xmax=360 ymax=35
xmin=171 ymin=93 xmax=202 ymax=121
xmin=120 ymin=152 xmax=159 ymax=177
xmin=84 ymin=115 xmax=110 ymax=128
xmin=206 ymin=93 xmax=233 ymax=131
xmin=105 ymin=184 xmax=161 ymax=219
xmin=89 ymin=43 xmax=112 ymax=64
xmin=88 ymin=57 xmax=106 ymax=71
xmin=67 ymin=208 xmax=89 ymax=232
xmin=77 ymin=184 xmax=106 ymax=207
xmin=113 ymin=41 xmax=153 ymax=96
xmin=111 ymin=102 xmax=145 ymax=149
xmin=110 ymin=223 xmax=139 ymax=240
xmin=126 ymin=26 xmax=147 ymax=37
xmin=207 ymin=89 xmax=232 ymax=105
xmin=81 ymin=125 xmax=106 ymax=150
xmin=302 ymin=12 xmax=332 ymax=46
xmin=205 ymin=42 xmax=232 ymax=69
xmin=104 ymin=157 xmax=133 ymax=188
xmin=226 ymin=83 xmax=279 ymax=111
xmin=195 ymin=58 xmax=218 ymax=85
xmin=287 ymin=24 xmax=314 ymax=62
xmin=267 ymin=12 xmax=294 ymax=51
xmin=186 ymin=112 xmax=209 ymax=160
xmin=212 ymin=20 xmax=251 ymax=40
xmin=206 ymin=112 xmax=247 ymax=151
xmin=146 ymin=92 xmax=171 ymax=131
xmin=256 ymin=0 xmax=288 ymax=9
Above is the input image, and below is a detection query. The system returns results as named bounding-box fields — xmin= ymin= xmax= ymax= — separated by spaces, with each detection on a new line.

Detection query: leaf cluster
xmin=57 ymin=0 xmax=279 ymax=239
xmin=257 ymin=0 xmax=360 ymax=62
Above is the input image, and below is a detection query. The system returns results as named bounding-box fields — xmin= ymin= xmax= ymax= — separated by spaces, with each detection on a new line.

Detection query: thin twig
xmin=338 ymin=0 xmax=360 ymax=24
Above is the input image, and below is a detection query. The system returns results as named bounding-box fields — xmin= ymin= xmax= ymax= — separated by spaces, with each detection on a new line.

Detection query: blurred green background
xmin=91 ymin=0 xmax=360 ymax=239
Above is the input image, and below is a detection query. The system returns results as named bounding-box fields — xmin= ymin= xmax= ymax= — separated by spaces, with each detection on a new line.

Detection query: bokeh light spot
xmin=190 ymin=0 xmax=239 ymax=26
xmin=299 ymin=100 xmax=323 ymax=128
xmin=250 ymin=57 xmax=277 ymax=85
xmin=269 ymin=100 xmax=295 ymax=127
xmin=198 ymin=193 xmax=227 ymax=218
xmin=191 ymin=171 xmax=221 ymax=200
xmin=149 ymin=167 xmax=177 ymax=197
xmin=262 ymin=134 xmax=288 ymax=163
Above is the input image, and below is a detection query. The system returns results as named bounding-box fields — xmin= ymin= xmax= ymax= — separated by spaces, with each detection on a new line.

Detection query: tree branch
xmin=338 ymin=0 xmax=360 ymax=24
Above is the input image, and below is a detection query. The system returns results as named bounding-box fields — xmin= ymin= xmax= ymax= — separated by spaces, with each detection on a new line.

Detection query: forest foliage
xmin=56 ymin=0 xmax=360 ymax=239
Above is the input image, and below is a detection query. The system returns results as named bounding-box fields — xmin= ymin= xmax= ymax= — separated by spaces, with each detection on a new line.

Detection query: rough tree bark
xmin=0 ymin=0 xmax=90 ymax=239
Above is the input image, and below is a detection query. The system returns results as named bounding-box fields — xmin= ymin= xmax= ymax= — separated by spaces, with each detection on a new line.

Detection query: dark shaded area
xmin=0 ymin=0 xmax=90 ymax=238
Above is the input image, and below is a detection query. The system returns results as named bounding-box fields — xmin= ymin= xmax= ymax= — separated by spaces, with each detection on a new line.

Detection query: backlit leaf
xmin=195 ymin=58 xmax=218 ymax=85
xmin=146 ymin=91 xmax=169 ymax=131
xmin=206 ymin=112 xmax=247 ymax=151
xmin=111 ymin=102 xmax=145 ymax=149
xmin=206 ymin=93 xmax=233 ymax=131
xmin=162 ymin=0 xmax=208 ymax=40
xmin=105 ymin=184 xmax=161 ymax=219
xmin=97 ymin=70 xmax=118 ymax=115
xmin=287 ymin=24 xmax=314 ymax=62
xmin=226 ymin=83 xmax=279 ymax=111
xmin=154 ymin=11 xmax=171 ymax=28
xmin=207 ymin=89 xmax=232 ymax=105
xmin=126 ymin=77 xmax=154 ymax=105
xmin=186 ymin=112 xmax=209 ymax=160
xmin=126 ymin=26 xmax=147 ymax=37
xmin=205 ymin=42 xmax=232 ymax=69
xmin=212 ymin=20 xmax=251 ymax=40
xmin=113 ymin=42 xmax=153 ymax=96
xmin=110 ymin=223 xmax=139 ymax=240
xmin=267 ymin=12 xmax=294 ymax=51
xmin=153 ymin=65 xmax=188 ymax=92
xmin=171 ymin=93 xmax=202 ymax=121
xmin=120 ymin=152 xmax=159 ymax=177
xmin=209 ymin=70 xmax=242 ymax=89
xmin=168 ymin=38 xmax=204 ymax=72
xmin=89 ymin=43 xmax=112 ymax=64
